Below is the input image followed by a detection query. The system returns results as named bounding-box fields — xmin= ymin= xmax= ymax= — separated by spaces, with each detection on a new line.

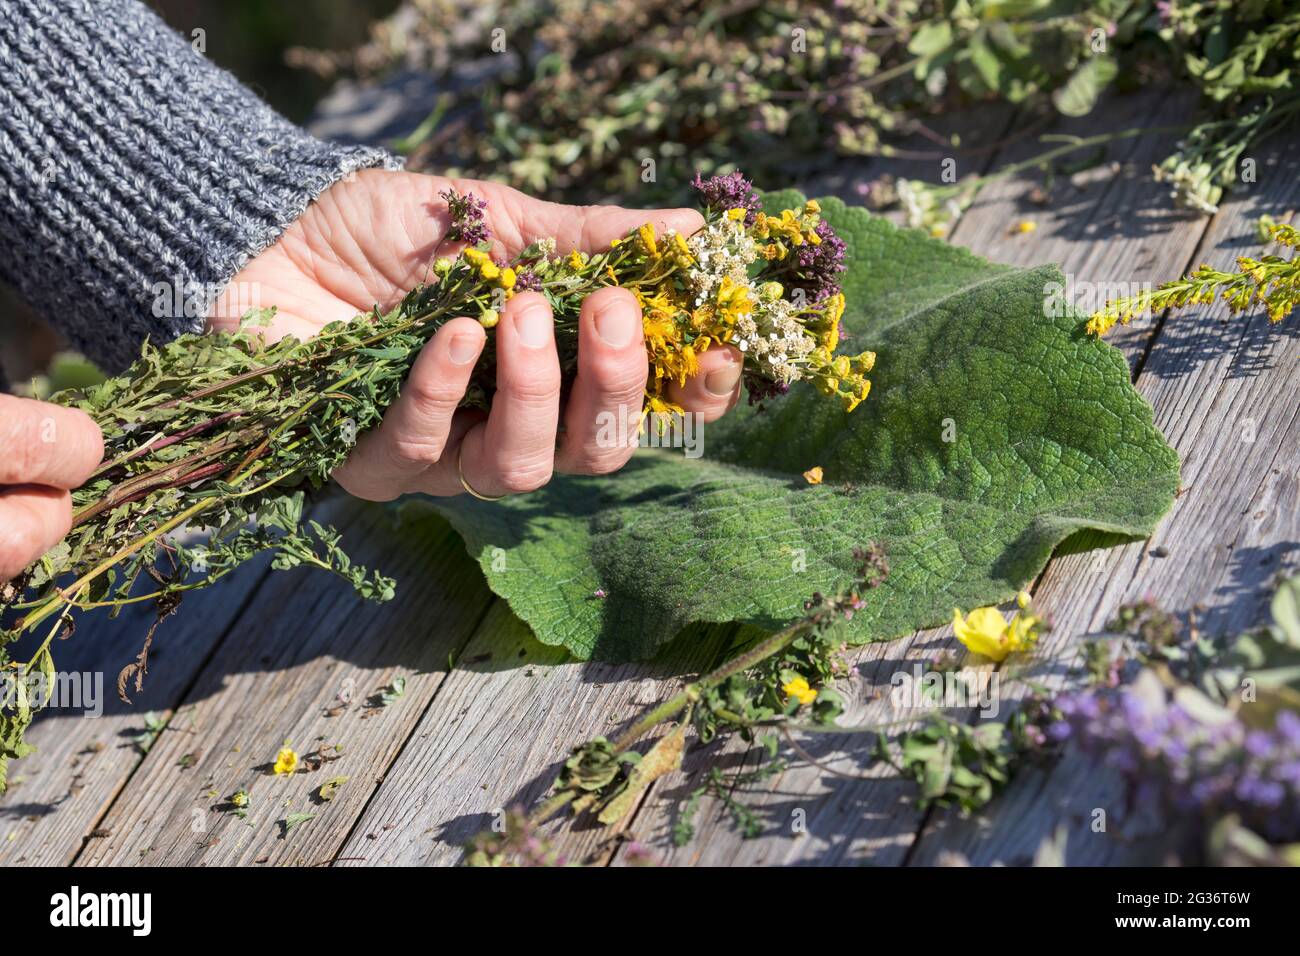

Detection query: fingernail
xmin=514 ymin=302 xmax=553 ymax=349
xmin=595 ymin=301 xmax=637 ymax=348
xmin=449 ymin=333 xmax=480 ymax=366
xmin=704 ymin=362 xmax=741 ymax=397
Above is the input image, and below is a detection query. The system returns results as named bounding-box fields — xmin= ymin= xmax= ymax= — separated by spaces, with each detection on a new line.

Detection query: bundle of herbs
xmin=0 ymin=173 xmax=872 ymax=789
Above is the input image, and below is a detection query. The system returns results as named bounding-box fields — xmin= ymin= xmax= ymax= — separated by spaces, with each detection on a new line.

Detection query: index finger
xmin=576 ymin=206 xmax=704 ymax=254
xmin=0 ymin=395 xmax=104 ymax=489
xmin=521 ymin=200 xmax=705 ymax=255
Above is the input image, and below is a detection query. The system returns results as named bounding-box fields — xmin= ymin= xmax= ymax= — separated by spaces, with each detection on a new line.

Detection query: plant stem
xmin=528 ymin=615 xmax=821 ymax=826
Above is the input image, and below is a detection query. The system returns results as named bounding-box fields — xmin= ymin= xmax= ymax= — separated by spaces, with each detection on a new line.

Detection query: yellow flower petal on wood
xmin=273 ymin=747 xmax=298 ymax=776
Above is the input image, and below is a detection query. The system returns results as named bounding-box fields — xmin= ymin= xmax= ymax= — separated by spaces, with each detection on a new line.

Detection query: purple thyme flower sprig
xmin=512 ymin=267 xmax=543 ymax=292
xmin=440 ymin=188 xmax=491 ymax=246
xmin=1051 ymin=680 xmax=1300 ymax=842
xmin=692 ymin=170 xmax=762 ymax=225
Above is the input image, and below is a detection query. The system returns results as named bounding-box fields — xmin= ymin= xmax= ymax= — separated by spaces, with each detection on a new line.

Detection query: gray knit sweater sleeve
xmin=0 ymin=0 xmax=401 ymax=372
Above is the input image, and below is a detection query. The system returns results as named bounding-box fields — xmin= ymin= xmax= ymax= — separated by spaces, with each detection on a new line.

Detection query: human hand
xmin=212 ymin=170 xmax=743 ymax=501
xmin=0 ymin=395 xmax=104 ymax=582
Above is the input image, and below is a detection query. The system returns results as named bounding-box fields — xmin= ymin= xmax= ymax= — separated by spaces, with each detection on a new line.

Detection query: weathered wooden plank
xmin=910 ymin=136 xmax=1300 ymax=865
xmin=333 ymin=602 xmax=732 ymax=866
xmin=0 ymin=554 xmax=274 ymax=866
xmin=802 ymin=104 xmax=1019 ymax=222
xmin=608 ymin=89 xmax=1219 ymax=866
xmin=75 ymin=497 xmax=494 ymax=866
xmin=601 ymin=633 xmax=990 ymax=867
xmin=945 ymin=88 xmax=1206 ymax=366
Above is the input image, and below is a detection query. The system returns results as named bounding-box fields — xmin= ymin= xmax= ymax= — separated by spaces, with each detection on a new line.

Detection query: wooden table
xmin=3 ymin=92 xmax=1297 ymax=867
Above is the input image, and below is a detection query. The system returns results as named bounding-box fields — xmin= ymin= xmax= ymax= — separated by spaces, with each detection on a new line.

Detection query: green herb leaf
xmin=318 ymin=776 xmax=349 ymax=801
xmin=1052 ymin=56 xmax=1119 ymax=118
xmin=431 ymin=194 xmax=1179 ymax=660
xmin=280 ymin=812 xmax=316 ymax=836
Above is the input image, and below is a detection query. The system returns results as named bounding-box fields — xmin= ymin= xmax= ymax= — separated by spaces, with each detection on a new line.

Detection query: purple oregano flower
xmin=796 ymin=219 xmax=848 ymax=303
xmin=440 ymin=188 xmax=491 ymax=246
xmin=691 ymin=170 xmax=762 ymax=225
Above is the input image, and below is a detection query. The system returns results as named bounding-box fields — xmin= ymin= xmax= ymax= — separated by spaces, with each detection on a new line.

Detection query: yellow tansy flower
xmin=783 ymin=676 xmax=818 ymax=706
xmin=637 ymin=222 xmax=659 ymax=258
xmin=671 ymin=232 xmax=694 ymax=265
xmin=273 ymin=747 xmax=298 ymax=776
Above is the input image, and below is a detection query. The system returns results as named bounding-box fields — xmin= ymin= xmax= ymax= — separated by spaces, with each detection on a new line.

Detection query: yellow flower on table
xmin=273 ymin=747 xmax=298 ymax=776
xmin=783 ymin=675 xmax=818 ymax=706
xmin=951 ymin=603 xmax=1041 ymax=662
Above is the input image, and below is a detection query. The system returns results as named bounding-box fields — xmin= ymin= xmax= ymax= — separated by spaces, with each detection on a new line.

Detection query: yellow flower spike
xmin=821 ymin=323 xmax=840 ymax=352
xmin=273 ymin=747 xmax=298 ymax=776
xmin=637 ymin=222 xmax=659 ymax=257
xmin=783 ymin=675 xmax=818 ymax=706
xmin=1085 ymin=312 xmax=1118 ymax=337
xmin=827 ymin=293 xmax=846 ymax=324
xmin=804 ymin=199 xmax=821 ymax=215
xmin=676 ymin=230 xmax=696 ymax=264
xmin=806 ymin=229 xmax=822 ymax=246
